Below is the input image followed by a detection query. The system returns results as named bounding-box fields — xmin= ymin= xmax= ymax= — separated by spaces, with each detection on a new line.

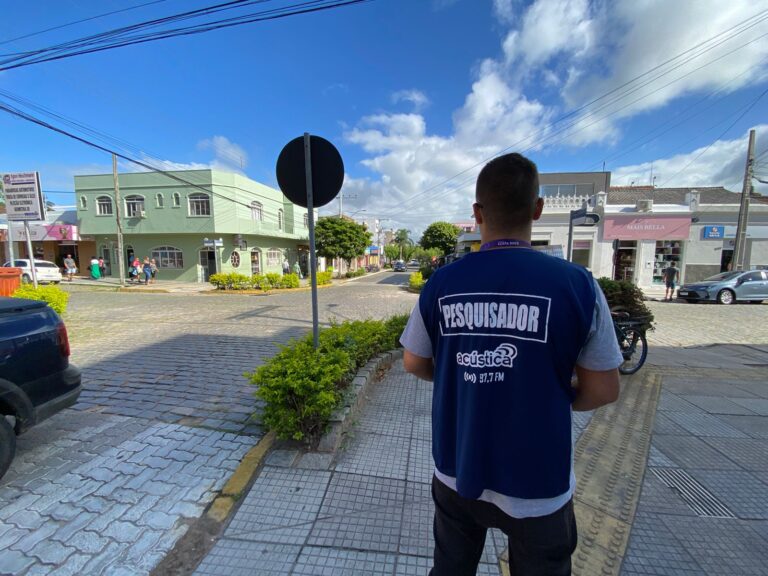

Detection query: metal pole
xmin=304 ymin=133 xmax=320 ymax=349
xmin=6 ymin=220 xmax=15 ymax=263
xmin=112 ymin=154 xmax=126 ymax=286
xmin=733 ymin=129 xmax=755 ymax=271
xmin=567 ymin=210 xmax=575 ymax=262
xmin=23 ymin=221 xmax=38 ymax=288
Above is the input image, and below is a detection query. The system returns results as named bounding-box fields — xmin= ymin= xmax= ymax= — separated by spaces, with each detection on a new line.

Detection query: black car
xmin=1 ymin=297 xmax=82 ymax=479
xmin=393 ymin=261 xmax=408 ymax=272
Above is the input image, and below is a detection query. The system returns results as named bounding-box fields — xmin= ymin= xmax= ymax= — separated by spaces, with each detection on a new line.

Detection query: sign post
xmin=2 ymin=172 xmax=46 ymax=287
xmin=276 ymin=134 xmax=344 ymax=349
xmin=567 ymin=206 xmax=600 ymax=262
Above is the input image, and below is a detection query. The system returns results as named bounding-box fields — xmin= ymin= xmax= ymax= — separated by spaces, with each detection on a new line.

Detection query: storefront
xmin=602 ymin=215 xmax=692 ymax=286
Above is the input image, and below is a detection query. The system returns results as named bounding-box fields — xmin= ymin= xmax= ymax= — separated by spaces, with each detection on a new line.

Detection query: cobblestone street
xmin=2 ymin=274 xmax=767 ymax=575
xmin=0 ymin=273 xmax=416 ymax=575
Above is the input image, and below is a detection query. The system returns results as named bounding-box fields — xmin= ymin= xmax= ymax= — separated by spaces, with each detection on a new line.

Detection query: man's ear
xmin=473 ymin=202 xmax=484 ymax=226
xmin=533 ymin=197 xmax=545 ymax=221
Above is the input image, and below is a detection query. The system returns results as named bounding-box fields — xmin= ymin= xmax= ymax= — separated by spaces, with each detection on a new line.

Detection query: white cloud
xmin=612 ymin=125 xmax=768 ymax=194
xmin=198 ymin=135 xmax=248 ymax=171
xmin=391 ymin=89 xmax=430 ymax=111
xmin=341 ymin=1 xmax=768 ymax=235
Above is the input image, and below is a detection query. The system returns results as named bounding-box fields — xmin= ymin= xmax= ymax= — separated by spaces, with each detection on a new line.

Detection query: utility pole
xmin=733 ymin=129 xmax=756 ymax=271
xmin=112 ymin=154 xmax=126 ymax=286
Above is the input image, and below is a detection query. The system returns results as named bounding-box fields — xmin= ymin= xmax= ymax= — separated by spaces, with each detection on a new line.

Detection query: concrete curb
xmin=205 ymin=431 xmax=276 ymax=522
xmin=316 ymin=349 xmax=403 ymax=453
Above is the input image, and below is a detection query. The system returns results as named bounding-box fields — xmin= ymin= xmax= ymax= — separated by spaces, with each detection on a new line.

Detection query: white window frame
xmin=266 ymin=248 xmax=282 ymax=267
xmin=303 ymin=213 xmax=308 ymax=228
xmin=173 ymin=192 xmax=181 ymax=208
xmin=251 ymin=201 xmax=263 ymax=222
xmin=156 ymin=193 xmax=164 ymax=208
xmin=125 ymin=195 xmax=145 ymax=218
xmin=278 ymin=209 xmax=284 ymax=230
xmin=96 ymin=196 xmax=113 ymax=216
xmin=150 ymin=245 xmax=184 ymax=269
xmin=80 ymin=196 xmax=87 ymax=210
xmin=188 ymin=193 xmax=211 ymax=217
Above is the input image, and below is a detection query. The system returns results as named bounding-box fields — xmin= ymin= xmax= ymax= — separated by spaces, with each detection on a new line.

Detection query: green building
xmin=75 ymin=169 xmax=314 ymax=282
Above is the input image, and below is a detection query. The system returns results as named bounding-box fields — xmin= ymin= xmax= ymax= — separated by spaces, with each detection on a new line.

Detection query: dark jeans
xmin=430 ymin=476 xmax=577 ymax=576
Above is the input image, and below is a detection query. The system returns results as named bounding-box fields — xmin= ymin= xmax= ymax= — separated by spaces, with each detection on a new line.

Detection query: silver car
xmin=677 ymin=270 xmax=768 ymax=304
xmin=3 ymin=259 xmax=63 ymax=284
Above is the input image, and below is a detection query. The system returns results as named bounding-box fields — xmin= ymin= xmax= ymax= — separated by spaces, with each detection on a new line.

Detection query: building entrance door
xmin=720 ymin=249 xmax=734 ymax=272
xmin=101 ymin=246 xmax=112 ymax=276
xmin=251 ymin=250 xmax=261 ymax=275
xmin=199 ymin=249 xmax=217 ymax=281
xmin=613 ymin=241 xmax=637 ymax=282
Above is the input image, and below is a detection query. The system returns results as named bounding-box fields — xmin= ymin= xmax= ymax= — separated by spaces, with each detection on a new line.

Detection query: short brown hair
xmin=475 ymin=153 xmax=539 ymax=230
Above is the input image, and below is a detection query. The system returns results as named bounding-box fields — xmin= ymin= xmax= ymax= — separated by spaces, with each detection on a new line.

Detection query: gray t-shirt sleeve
xmin=400 ymin=303 xmax=433 ymax=358
xmin=577 ymin=279 xmax=624 ymax=371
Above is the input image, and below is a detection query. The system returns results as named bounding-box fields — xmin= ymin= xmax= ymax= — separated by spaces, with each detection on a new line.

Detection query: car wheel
xmin=717 ymin=289 xmax=735 ymax=305
xmin=0 ymin=416 xmax=16 ymax=481
xmin=21 ymin=274 xmax=31 ymax=284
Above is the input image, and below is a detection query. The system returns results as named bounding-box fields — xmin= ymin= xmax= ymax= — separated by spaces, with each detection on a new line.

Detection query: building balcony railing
xmin=542 ymin=194 xmax=592 ymax=210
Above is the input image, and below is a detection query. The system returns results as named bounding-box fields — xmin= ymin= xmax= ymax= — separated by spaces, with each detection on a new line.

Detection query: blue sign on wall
xmin=702 ymin=226 xmax=725 ymax=239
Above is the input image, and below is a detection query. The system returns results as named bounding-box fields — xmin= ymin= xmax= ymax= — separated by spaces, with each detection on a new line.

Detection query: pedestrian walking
xmin=89 ymin=256 xmax=101 ymax=280
xmin=150 ymin=258 xmax=158 ymax=284
xmin=129 ymin=257 xmax=141 ymax=284
xmin=142 ymin=257 xmax=152 ymax=285
xmin=63 ymin=254 xmax=77 ymax=282
xmin=98 ymin=257 xmax=106 ymax=279
xmin=292 ymin=260 xmax=303 ymax=279
xmin=663 ymin=261 xmax=679 ymax=301
xmin=400 ymin=153 xmax=622 ymax=576
xmin=282 ymin=259 xmax=290 ymax=276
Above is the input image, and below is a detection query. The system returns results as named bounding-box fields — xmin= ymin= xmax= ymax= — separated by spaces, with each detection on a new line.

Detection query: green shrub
xmin=265 ymin=272 xmax=282 ymax=288
xmin=209 ymin=272 xmax=250 ymax=290
xmin=409 ymin=271 xmax=425 ymax=292
xmin=12 ymin=284 xmax=70 ymax=315
xmin=419 ymin=264 xmax=434 ymax=280
xmin=315 ymin=269 xmax=333 ymax=286
xmin=279 ymin=273 xmax=300 ymax=289
xmin=249 ymin=316 xmax=406 ymax=444
xmin=596 ymin=277 xmax=655 ymax=329
xmin=344 ymin=268 xmax=366 ymax=278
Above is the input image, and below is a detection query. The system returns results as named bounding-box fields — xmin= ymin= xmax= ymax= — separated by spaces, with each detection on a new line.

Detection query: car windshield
xmin=702 ymin=272 xmax=741 ymax=282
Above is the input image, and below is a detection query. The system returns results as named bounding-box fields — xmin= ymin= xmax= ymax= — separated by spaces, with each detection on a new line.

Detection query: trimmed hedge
xmin=12 ymin=284 xmax=70 ymax=315
xmin=248 ymin=314 xmax=408 ymax=444
xmin=209 ymin=272 xmax=301 ymax=291
xmin=314 ymin=269 xmax=333 ymax=286
xmin=344 ymin=268 xmax=366 ymax=279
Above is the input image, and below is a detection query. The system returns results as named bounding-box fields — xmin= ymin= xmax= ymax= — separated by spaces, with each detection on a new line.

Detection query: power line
xmin=0 ymin=0 xmax=374 ymax=72
xmin=657 ymin=86 xmax=768 ymax=187
xmin=0 ymin=0 xmax=174 ymax=50
xmin=391 ymin=8 xmax=768 ymax=212
xmin=0 ymin=99 xmax=304 ymax=229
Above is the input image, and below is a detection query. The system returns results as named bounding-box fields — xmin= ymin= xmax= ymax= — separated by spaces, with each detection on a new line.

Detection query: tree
xmin=412 ymin=246 xmax=441 ymax=263
xmin=383 ymin=244 xmax=400 ymax=263
xmin=314 ymin=216 xmax=372 ymax=273
xmin=394 ymin=229 xmax=410 ymax=247
xmin=420 ymin=222 xmax=460 ymax=256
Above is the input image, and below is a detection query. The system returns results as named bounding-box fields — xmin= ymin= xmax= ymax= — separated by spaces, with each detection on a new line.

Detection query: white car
xmin=3 ymin=259 xmax=63 ymax=284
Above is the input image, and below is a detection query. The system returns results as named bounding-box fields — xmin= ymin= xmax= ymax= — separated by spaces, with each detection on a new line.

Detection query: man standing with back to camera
xmin=400 ymin=153 xmax=623 ymax=576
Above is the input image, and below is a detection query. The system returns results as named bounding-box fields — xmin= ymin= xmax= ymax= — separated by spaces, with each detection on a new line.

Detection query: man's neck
xmin=480 ymin=227 xmax=532 ymax=245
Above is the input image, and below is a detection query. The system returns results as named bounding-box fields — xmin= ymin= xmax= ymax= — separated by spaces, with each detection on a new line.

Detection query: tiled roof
xmin=607 ymin=186 xmax=768 ymax=205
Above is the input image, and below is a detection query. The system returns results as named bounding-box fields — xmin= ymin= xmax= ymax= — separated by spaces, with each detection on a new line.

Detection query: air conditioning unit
xmin=636 ymin=199 xmax=653 ymax=212
xmin=140 ymin=210 xmax=147 ymax=218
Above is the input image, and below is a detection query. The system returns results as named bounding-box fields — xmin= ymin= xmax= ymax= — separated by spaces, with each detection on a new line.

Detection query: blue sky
xmin=2 ymin=0 xmax=768 ymax=232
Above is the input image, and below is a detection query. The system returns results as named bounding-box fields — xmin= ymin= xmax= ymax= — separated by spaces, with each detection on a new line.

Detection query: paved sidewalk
xmin=620 ymin=344 xmax=768 ymax=576
xmin=194 ymin=362 xmax=595 ymax=576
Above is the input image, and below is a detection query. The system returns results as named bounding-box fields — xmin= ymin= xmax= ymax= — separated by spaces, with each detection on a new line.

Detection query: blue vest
xmin=419 ymin=248 xmax=596 ymax=500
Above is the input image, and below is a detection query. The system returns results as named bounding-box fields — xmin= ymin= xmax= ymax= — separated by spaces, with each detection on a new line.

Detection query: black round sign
xmin=276 ymin=135 xmax=344 ymax=208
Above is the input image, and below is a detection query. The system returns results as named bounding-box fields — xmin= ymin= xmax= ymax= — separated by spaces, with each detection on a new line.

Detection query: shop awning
xmin=603 ymin=215 xmax=691 ymax=240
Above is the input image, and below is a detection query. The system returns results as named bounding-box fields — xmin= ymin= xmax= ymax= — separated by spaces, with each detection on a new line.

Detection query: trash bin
xmin=0 ymin=267 xmax=22 ymax=297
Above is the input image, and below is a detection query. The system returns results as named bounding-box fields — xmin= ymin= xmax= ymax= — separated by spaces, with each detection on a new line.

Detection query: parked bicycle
xmin=612 ymin=310 xmax=648 ymax=375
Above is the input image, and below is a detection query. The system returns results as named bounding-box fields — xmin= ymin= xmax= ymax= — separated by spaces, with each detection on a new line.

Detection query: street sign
xmin=276 ymin=135 xmax=344 ymax=208
xmin=203 ymin=238 xmax=223 ymax=248
xmin=1 ymin=172 xmax=46 ymax=221
xmin=572 ymin=213 xmax=600 ymax=227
